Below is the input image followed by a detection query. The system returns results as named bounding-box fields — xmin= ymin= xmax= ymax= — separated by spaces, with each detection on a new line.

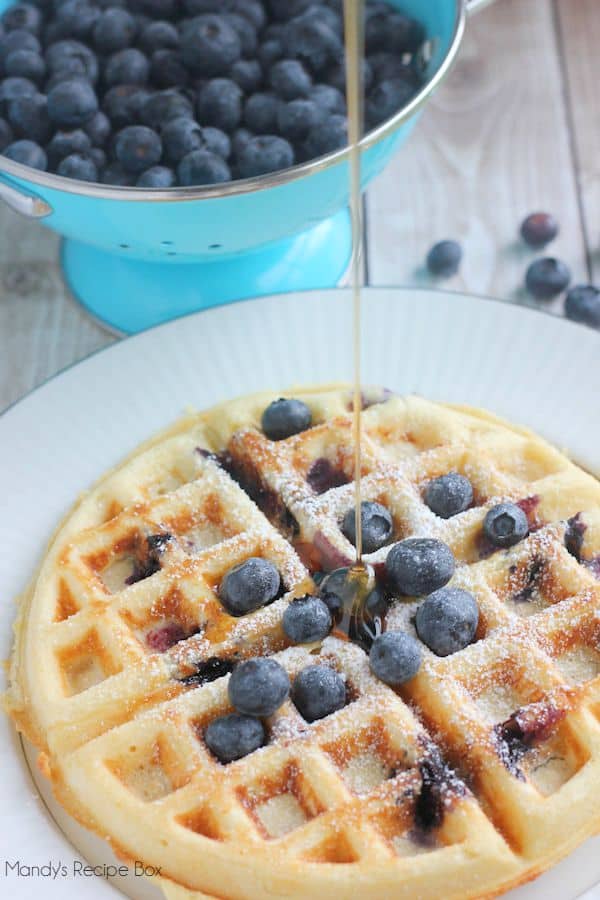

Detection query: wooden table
xmin=1 ymin=0 xmax=598 ymax=413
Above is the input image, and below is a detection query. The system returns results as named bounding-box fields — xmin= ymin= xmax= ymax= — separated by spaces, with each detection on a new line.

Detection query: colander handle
xmin=0 ymin=178 xmax=52 ymax=219
xmin=466 ymin=0 xmax=496 ymax=13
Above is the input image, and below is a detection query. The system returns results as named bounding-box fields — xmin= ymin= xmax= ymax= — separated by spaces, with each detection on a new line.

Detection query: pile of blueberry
xmin=0 ymin=0 xmax=426 ymax=187
xmin=425 ymin=212 xmax=600 ymax=331
xmin=200 ymin=398 xmax=534 ymax=765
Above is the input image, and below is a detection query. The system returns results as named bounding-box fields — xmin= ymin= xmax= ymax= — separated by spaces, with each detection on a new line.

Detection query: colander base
xmin=60 ymin=209 xmax=352 ymax=334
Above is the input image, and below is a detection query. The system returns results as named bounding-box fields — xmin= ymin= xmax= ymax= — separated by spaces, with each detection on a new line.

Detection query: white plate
xmin=1 ymin=287 xmax=599 ymax=900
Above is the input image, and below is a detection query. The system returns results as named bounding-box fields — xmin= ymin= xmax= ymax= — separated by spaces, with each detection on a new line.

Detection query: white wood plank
xmin=366 ymin=0 xmax=588 ymax=314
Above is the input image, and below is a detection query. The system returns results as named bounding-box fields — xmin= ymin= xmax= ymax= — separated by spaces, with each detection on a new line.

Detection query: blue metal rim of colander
xmin=0 ymin=0 xmax=469 ymax=202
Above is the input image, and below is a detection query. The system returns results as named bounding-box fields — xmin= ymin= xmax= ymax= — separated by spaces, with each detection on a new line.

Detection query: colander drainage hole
xmin=209 ymin=243 xmax=222 ymax=250
xmin=119 ymin=243 xmax=130 ymax=249
xmin=161 ymin=241 xmax=173 ymax=246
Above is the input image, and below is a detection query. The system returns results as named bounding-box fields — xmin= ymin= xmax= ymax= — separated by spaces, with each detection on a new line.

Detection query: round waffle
xmin=6 ymin=386 xmax=600 ymax=900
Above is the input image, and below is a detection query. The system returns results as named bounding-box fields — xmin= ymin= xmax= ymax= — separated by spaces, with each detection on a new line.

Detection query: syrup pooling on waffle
xmin=6 ymin=388 xmax=600 ymax=900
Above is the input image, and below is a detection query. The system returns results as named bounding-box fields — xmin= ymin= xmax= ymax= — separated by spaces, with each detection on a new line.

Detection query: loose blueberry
xmin=180 ymin=14 xmax=241 ymax=77
xmin=243 ymin=91 xmax=279 ymax=133
xmin=342 ymin=501 xmax=393 ymax=554
xmin=161 ymin=114 xmax=202 ymax=162
xmin=1 ymin=3 xmax=42 ymax=36
xmin=114 ymin=124 xmax=161 ymax=173
xmin=303 ymin=112 xmax=346 ymax=156
xmin=202 ymin=125 xmax=230 ymax=159
xmin=53 ymin=0 xmax=100 ymax=42
xmin=219 ymin=557 xmax=281 ymax=616
xmin=525 ymin=257 xmax=571 ymax=300
xmin=140 ymin=89 xmax=193 ymax=128
xmin=45 ymin=40 xmax=98 ymax=84
xmin=83 ymin=109 xmax=110 ymax=145
xmin=0 ymin=76 xmax=37 ymax=110
xmin=47 ymin=77 xmax=97 ymax=126
xmin=386 ymin=538 xmax=455 ymax=596
xmin=257 ymin=37 xmax=283 ymax=69
xmin=365 ymin=8 xmax=423 ymax=54
xmin=424 ymin=473 xmax=473 ymax=519
xmin=228 ymin=657 xmax=290 ymax=717
xmin=426 ymin=240 xmax=462 ymax=277
xmin=318 ymin=567 xmax=349 ymax=622
xmin=277 ymin=97 xmax=322 ymax=142
xmin=261 ymin=397 xmax=311 ymax=440
xmin=88 ymin=145 xmax=106 ymax=169
xmin=93 ymin=8 xmax=137 ymax=53
xmin=4 ymin=48 xmax=45 ymax=83
xmin=105 ymin=48 xmax=149 ymax=87
xmin=269 ymin=58 xmax=311 ymax=100
xmin=282 ymin=595 xmax=332 ymax=643
xmin=7 ymin=92 xmax=51 ymax=142
xmin=230 ymin=57 xmax=262 ymax=94
xmin=483 ymin=503 xmax=528 ymax=548
xmin=291 ymin=664 xmax=346 ymax=722
xmin=310 ymin=82 xmax=345 ymax=114
xmin=520 ymin=212 xmax=559 ymax=248
xmin=0 ymin=30 xmax=40 ymax=62
xmin=564 ymin=285 xmax=600 ymax=330
xmin=269 ymin=0 xmax=313 ymax=21
xmin=365 ymin=75 xmax=416 ymax=128
xmin=197 ymin=77 xmax=242 ymax=132
xmin=101 ymin=160 xmax=135 ymax=184
xmin=327 ymin=57 xmax=372 ymax=95
xmin=57 ymin=150 xmax=98 ymax=181
xmin=138 ymin=19 xmax=179 ymax=55
xmin=177 ymin=147 xmax=231 ymax=184
xmin=204 ymin=713 xmax=265 ymax=764
xmin=237 ymin=132 xmax=293 ymax=176
xmin=149 ymin=49 xmax=189 ymax=89
xmin=4 ymin=137 xmax=46 ymax=168
xmin=0 ymin=117 xmax=14 ymax=150
xmin=284 ymin=14 xmax=341 ymax=74
xmin=102 ymin=84 xmax=150 ymax=129
xmin=136 ymin=164 xmax=175 ymax=187
xmin=369 ymin=630 xmax=422 ymax=685
xmin=415 ymin=587 xmax=479 ymax=656
xmin=223 ymin=12 xmax=257 ymax=57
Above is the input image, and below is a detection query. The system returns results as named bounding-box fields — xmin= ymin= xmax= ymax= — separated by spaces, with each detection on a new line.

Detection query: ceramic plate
xmin=1 ymin=288 xmax=599 ymax=900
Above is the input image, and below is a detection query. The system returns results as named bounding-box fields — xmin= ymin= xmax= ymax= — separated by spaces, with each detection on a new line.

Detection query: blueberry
xmin=261 ymin=397 xmax=311 ymax=440
xmin=45 ymin=40 xmax=98 ymax=85
xmin=415 ymin=587 xmax=479 ymax=657
xmin=105 ymin=48 xmax=149 ymax=87
xmin=0 ymin=30 xmax=40 ymax=67
xmin=197 ymin=78 xmax=242 ymax=132
xmin=342 ymin=502 xmax=393 ymax=555
xmin=3 ymin=138 xmax=47 ymax=169
xmin=150 ymin=49 xmax=188 ymax=89
xmin=223 ymin=12 xmax=257 ymax=57
xmin=298 ymin=4 xmax=342 ymax=36
xmin=0 ymin=117 xmax=14 ymax=150
xmin=137 ymin=0 xmax=178 ymax=18
xmin=426 ymin=240 xmax=462 ymax=277
xmin=227 ymin=0 xmax=265 ymax=30
xmin=101 ymin=159 xmax=135 ymax=184
xmin=102 ymin=84 xmax=150 ymax=128
xmin=483 ymin=503 xmax=528 ymax=548
xmin=92 ymin=8 xmax=137 ymax=53
xmin=365 ymin=9 xmax=423 ymax=54
xmin=282 ymin=595 xmax=332 ymax=643
xmin=140 ymin=89 xmax=192 ymax=128
xmin=277 ymin=97 xmax=322 ymax=141
xmin=161 ymin=115 xmax=202 ymax=162
xmin=243 ymin=91 xmax=279 ymax=133
xmin=204 ymin=713 xmax=265 ymax=764
xmin=303 ymin=113 xmax=346 ymax=157
xmin=230 ymin=58 xmax=262 ymax=93
xmin=291 ymin=664 xmax=346 ymax=722
xmin=318 ymin=566 xmax=349 ymax=622
xmin=114 ymin=124 xmax=161 ymax=173
xmin=177 ymin=148 xmax=231 ymax=185
xmin=138 ymin=20 xmax=179 ymax=55
xmin=525 ymin=257 xmax=571 ymax=300
xmin=257 ymin=37 xmax=283 ymax=69
xmin=237 ymin=133 xmax=293 ymax=176
xmin=565 ymin=284 xmax=600 ymax=329
xmin=136 ymin=164 xmax=175 ymax=187
xmin=1 ymin=3 xmax=42 ymax=35
xmin=47 ymin=77 xmax=97 ymax=125
xmin=88 ymin=145 xmax=105 ymax=169
xmin=425 ymin=473 xmax=473 ymax=519
xmin=386 ymin=538 xmax=455 ymax=597
xmin=54 ymin=1 xmax=100 ymax=41
xmin=310 ymin=82 xmax=345 ymax=114
xmin=369 ymin=631 xmax=422 ymax=685
xmin=231 ymin=125 xmax=251 ymax=157
xmin=7 ymin=92 xmax=51 ymax=142
xmin=327 ymin=57 xmax=372 ymax=95
xmin=366 ymin=76 xmax=417 ymax=129
xmin=0 ymin=76 xmax=37 ymax=110
xmin=368 ymin=52 xmax=419 ymax=84
xmin=57 ymin=150 xmax=98 ymax=181
xmin=269 ymin=58 xmax=311 ymax=100
xmin=180 ymin=14 xmax=241 ymax=77
xmin=283 ymin=14 xmax=341 ymax=73
xmin=83 ymin=109 xmax=110 ymax=145
xmin=219 ymin=557 xmax=280 ymax=616
xmin=228 ymin=657 xmax=290 ymax=717
xmin=202 ymin=125 xmax=230 ymax=159
xmin=269 ymin=0 xmax=313 ymax=21
xmin=520 ymin=212 xmax=559 ymax=248
xmin=4 ymin=49 xmax=45 ymax=83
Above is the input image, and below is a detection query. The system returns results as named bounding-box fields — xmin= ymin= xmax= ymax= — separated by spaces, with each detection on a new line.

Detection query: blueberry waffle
xmin=6 ymin=387 xmax=600 ymax=900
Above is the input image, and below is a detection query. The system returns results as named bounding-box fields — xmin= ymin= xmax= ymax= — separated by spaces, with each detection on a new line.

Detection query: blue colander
xmin=0 ymin=0 xmax=488 ymax=333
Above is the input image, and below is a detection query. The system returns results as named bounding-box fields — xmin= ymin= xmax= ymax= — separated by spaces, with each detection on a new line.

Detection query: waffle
xmin=6 ymin=386 xmax=600 ymax=900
